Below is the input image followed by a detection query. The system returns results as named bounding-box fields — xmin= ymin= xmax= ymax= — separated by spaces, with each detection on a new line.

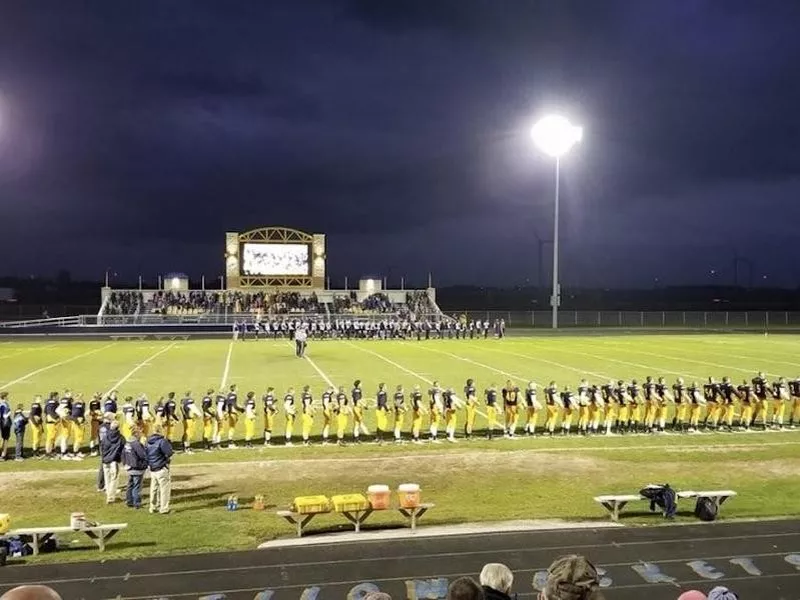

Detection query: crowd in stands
xmin=332 ymin=292 xmax=396 ymax=314
xmin=0 ymin=557 xmax=741 ymax=599
xmin=406 ymin=290 xmax=436 ymax=318
xmin=104 ymin=291 xmax=143 ymax=315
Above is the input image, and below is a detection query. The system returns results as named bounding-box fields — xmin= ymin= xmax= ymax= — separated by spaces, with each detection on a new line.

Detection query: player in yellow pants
xmin=601 ymin=381 xmax=616 ymax=435
xmin=737 ymin=380 xmax=755 ymax=430
xmin=588 ymin=385 xmax=603 ymax=435
xmin=392 ymin=385 xmax=406 ymax=443
xmin=300 ymin=386 xmax=314 ymax=446
xmin=351 ymin=381 xmax=369 ymax=443
xmin=29 ymin=396 xmax=44 ymax=456
xmin=688 ymin=382 xmax=705 ymax=432
xmin=443 ymin=388 xmax=460 ymax=442
xmin=320 ymin=387 xmax=334 ymax=445
xmin=410 ymin=385 xmax=424 ymax=443
xmin=375 ymin=383 xmax=389 ymax=443
xmin=335 ymin=386 xmax=349 ymax=445
xmin=790 ymin=378 xmax=800 ymax=428
xmin=522 ymin=382 xmax=539 ymax=436
xmin=284 ymin=387 xmax=296 ymax=445
xmin=544 ymin=382 xmax=559 ymax=436
xmin=463 ymin=379 xmax=478 ymax=439
xmin=485 ymin=384 xmax=500 ymax=439
xmin=201 ymin=390 xmax=216 ymax=451
xmin=262 ymin=387 xmax=278 ymax=446
xmin=243 ymin=391 xmax=257 ymax=447
xmin=770 ymin=378 xmax=789 ymax=429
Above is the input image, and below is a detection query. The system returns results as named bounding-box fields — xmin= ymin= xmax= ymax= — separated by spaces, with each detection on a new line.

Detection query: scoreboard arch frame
xmin=225 ymin=226 xmax=326 ymax=290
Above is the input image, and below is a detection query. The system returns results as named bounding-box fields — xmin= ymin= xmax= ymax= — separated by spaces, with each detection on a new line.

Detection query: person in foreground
xmin=539 ymin=554 xmax=603 ymax=600
xmin=99 ymin=416 xmax=123 ymax=504
xmin=447 ymin=577 xmax=485 ymax=600
xmin=0 ymin=585 xmax=62 ymax=600
xmin=122 ymin=426 xmax=148 ymax=509
xmin=480 ymin=563 xmax=514 ymax=600
xmin=146 ymin=424 xmax=174 ymax=514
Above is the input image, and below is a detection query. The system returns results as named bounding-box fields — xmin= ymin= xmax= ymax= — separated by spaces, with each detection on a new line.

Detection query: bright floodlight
xmin=531 ymin=115 xmax=583 ymax=158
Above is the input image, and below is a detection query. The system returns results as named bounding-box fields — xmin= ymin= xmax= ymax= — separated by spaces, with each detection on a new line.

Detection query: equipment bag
xmin=695 ymin=497 xmax=719 ymax=522
xmin=639 ymin=484 xmax=677 ymax=519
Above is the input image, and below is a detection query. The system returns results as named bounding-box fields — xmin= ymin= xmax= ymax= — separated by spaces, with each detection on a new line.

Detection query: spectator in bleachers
xmin=480 ymin=563 xmax=514 ymax=600
xmin=447 ymin=578 xmax=484 ymax=600
xmin=539 ymin=555 xmax=603 ymax=600
xmin=105 ymin=291 xmax=143 ymax=315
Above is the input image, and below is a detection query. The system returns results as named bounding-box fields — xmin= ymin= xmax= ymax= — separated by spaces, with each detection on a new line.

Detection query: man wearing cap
xmin=539 ymin=554 xmax=604 ymax=600
xmin=99 ymin=414 xmax=124 ymax=504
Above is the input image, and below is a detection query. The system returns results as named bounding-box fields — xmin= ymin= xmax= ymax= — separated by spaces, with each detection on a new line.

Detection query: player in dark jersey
xmin=485 ymin=383 xmax=499 ymax=439
xmin=164 ymin=392 xmax=180 ymax=443
xmin=29 ymin=395 xmax=44 ymax=457
xmin=752 ymin=372 xmax=768 ymax=429
xmin=352 ymin=380 xmax=369 ymax=442
xmin=737 ymin=380 xmax=756 ymax=431
xmin=320 ymin=386 xmax=334 ymax=445
xmin=427 ymin=382 xmax=443 ymax=443
xmin=600 ymin=381 xmax=615 ymax=435
xmin=88 ymin=393 xmax=103 ymax=456
xmin=443 ymin=388 xmax=460 ymax=442
xmin=687 ymin=381 xmax=704 ymax=432
xmin=69 ymin=393 xmax=87 ymax=459
xmin=375 ymin=383 xmax=389 ymax=443
xmin=262 ymin=387 xmax=277 ymax=446
xmin=181 ymin=391 xmax=201 ymax=452
xmin=642 ymin=377 xmax=656 ymax=434
xmin=201 ymin=389 xmax=216 ymax=451
xmin=524 ymin=382 xmax=540 ymax=436
xmin=672 ymin=378 xmax=687 ymax=432
xmin=653 ymin=377 xmax=670 ymax=434
xmin=719 ymin=377 xmax=739 ymax=432
xmin=588 ymin=384 xmax=603 ymax=435
xmin=613 ymin=381 xmax=628 ymax=434
xmin=577 ymin=379 xmax=591 ymax=436
xmin=334 ymin=386 xmax=349 ymax=445
xmin=790 ymin=377 xmax=800 ymax=429
xmin=284 ymin=387 xmax=297 ymax=446
xmin=770 ymin=377 xmax=789 ymax=430
xmin=626 ymin=380 xmax=643 ymax=433
xmin=43 ymin=392 xmax=60 ymax=458
xmin=393 ymin=385 xmax=406 ymax=443
xmin=703 ymin=377 xmax=721 ymax=430
xmin=544 ymin=381 xmax=559 ymax=436
xmin=103 ymin=391 xmax=118 ymax=417
xmin=560 ymin=386 xmax=575 ymax=436
xmin=57 ymin=392 xmax=73 ymax=459
xmin=463 ymin=379 xmax=477 ymax=439
xmin=502 ymin=380 xmax=520 ymax=438
xmin=300 ymin=385 xmax=315 ymax=446
xmin=225 ymin=385 xmax=243 ymax=447
xmin=410 ymin=385 xmax=424 ymax=444
xmin=243 ymin=391 xmax=258 ymax=447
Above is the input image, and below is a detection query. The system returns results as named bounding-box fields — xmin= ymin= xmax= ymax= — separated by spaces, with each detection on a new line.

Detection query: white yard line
xmin=304 ymin=354 xmax=336 ymax=387
xmin=477 ymin=344 xmax=611 ymax=380
xmin=414 ymin=344 xmax=536 ymax=384
xmin=347 ymin=342 xmax=488 ymax=417
xmin=591 ymin=341 xmax=777 ymax=377
xmin=1 ymin=343 xmax=117 ymax=389
xmin=104 ymin=343 xmax=177 ymax=396
xmin=220 ymin=341 xmax=234 ymax=389
xmin=658 ymin=340 xmax=800 ymax=371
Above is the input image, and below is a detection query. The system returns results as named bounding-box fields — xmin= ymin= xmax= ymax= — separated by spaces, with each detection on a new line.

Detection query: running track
xmin=1 ymin=520 xmax=799 ymax=599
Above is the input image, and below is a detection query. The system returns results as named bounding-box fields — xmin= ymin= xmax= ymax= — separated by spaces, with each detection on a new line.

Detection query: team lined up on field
xmin=4 ymin=371 xmax=799 ymax=459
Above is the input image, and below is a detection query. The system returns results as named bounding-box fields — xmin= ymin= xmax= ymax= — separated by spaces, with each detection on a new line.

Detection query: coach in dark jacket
xmin=122 ymin=427 xmax=148 ymax=509
xmin=99 ymin=420 xmax=123 ymax=504
xmin=146 ymin=426 xmax=173 ymax=514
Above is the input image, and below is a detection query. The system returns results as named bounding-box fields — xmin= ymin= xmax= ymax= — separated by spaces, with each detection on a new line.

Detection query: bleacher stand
xmin=105 ymin=291 xmax=143 ymax=315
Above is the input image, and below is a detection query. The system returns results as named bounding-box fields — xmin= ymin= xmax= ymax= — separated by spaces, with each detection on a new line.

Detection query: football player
xmin=393 ymin=384 xmax=406 ymax=443
xmin=300 ymin=385 xmax=314 ymax=446
xmin=321 ymin=386 xmax=334 ymax=445
xmin=502 ymin=380 xmax=520 ymax=437
xmin=737 ymin=379 xmax=756 ymax=431
xmin=443 ymin=387 xmax=460 ymax=443
xmin=284 ymin=387 xmax=296 ymax=446
xmin=29 ymin=395 xmax=44 ymax=457
xmin=163 ymin=392 xmax=180 ymax=443
xmin=427 ymin=381 xmax=443 ymax=442
xmin=544 ymin=381 xmax=560 ymax=436
xmin=577 ymin=379 xmax=591 ymax=436
xmin=560 ymin=386 xmax=575 ymax=436
xmin=70 ymin=393 xmax=87 ymax=458
xmin=121 ymin=396 xmax=137 ymax=441
xmin=351 ymin=380 xmax=369 ymax=442
xmin=601 ymin=380 xmax=615 ymax=435
xmin=687 ymin=381 xmax=705 ymax=433
xmin=523 ymin=382 xmax=539 ymax=436
xmin=485 ymin=383 xmax=500 ymax=438
xmin=243 ymin=391 xmax=257 ymax=447
xmin=720 ymin=377 xmax=739 ymax=431
xmin=88 ymin=393 xmax=103 ymax=456
xmin=57 ymin=391 xmax=73 ymax=459
xmin=703 ymin=377 xmax=721 ymax=430
xmin=770 ymin=377 xmax=789 ymax=430
xmin=752 ymin=372 xmax=769 ymax=430
xmin=44 ymin=392 xmax=60 ymax=458
xmin=182 ymin=391 xmax=202 ymax=452
xmin=672 ymin=378 xmax=688 ymax=432
xmin=374 ymin=383 xmax=389 ymax=443
xmin=262 ymin=387 xmax=278 ymax=446
xmin=410 ymin=385 xmax=425 ymax=444
xmin=789 ymin=377 xmax=800 ymax=428
xmin=463 ymin=378 xmax=478 ymax=439
xmin=334 ymin=386 xmax=349 ymax=445
xmin=201 ymin=389 xmax=216 ymax=450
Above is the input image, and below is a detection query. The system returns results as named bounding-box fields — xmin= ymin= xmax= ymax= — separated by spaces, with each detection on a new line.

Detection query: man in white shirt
xmin=295 ymin=327 xmax=308 ymax=358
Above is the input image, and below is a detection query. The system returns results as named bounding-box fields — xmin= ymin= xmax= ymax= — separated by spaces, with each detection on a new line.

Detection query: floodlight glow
xmin=531 ymin=115 xmax=583 ymax=158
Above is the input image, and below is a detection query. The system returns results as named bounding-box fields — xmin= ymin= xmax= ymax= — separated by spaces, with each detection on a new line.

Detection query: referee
xmin=295 ymin=326 xmax=308 ymax=358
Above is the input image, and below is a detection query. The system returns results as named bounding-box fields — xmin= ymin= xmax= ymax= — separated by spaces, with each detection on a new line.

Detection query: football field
xmin=2 ymin=333 xmax=800 ymax=563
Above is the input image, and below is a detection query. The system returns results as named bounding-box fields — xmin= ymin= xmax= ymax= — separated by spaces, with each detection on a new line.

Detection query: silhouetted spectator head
xmin=540 ymin=555 xmax=603 ymax=600
xmin=448 ymin=577 xmax=485 ymax=600
xmin=480 ymin=563 xmax=514 ymax=599
xmin=707 ymin=587 xmax=737 ymax=600
xmin=0 ymin=585 xmax=63 ymax=600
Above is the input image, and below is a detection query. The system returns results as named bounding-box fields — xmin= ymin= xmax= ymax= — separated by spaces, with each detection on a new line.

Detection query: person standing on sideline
xmin=295 ymin=325 xmax=308 ymax=358
xmin=12 ymin=404 xmax=29 ymax=461
xmin=146 ymin=424 xmax=173 ymax=514
xmin=100 ymin=417 xmax=123 ymax=504
xmin=122 ymin=426 xmax=148 ymax=509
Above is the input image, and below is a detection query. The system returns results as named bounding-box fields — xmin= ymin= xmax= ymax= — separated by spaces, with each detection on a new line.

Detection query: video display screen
xmin=241 ymin=243 xmax=310 ymax=276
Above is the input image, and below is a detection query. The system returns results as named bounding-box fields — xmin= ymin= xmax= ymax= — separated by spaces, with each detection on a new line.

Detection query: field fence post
xmin=682 ymin=312 xmax=686 ymax=327
xmin=597 ymin=311 xmax=601 ymax=326
xmin=574 ymin=310 xmax=578 ymax=326
xmin=786 ymin=311 xmax=789 ymax=326
xmin=640 ymin=311 xmax=644 ymax=327
xmin=531 ymin=311 xmax=535 ymax=326
xmin=507 ymin=311 xmax=511 ymax=325
xmin=703 ymin=312 xmax=708 ymax=327
xmin=745 ymin=312 xmax=749 ymax=327
xmin=662 ymin=311 xmax=666 ymax=327
xmin=766 ymin=312 xmax=770 ymax=330
xmin=725 ymin=312 xmax=729 ymax=326
xmin=618 ymin=311 xmax=622 ymax=327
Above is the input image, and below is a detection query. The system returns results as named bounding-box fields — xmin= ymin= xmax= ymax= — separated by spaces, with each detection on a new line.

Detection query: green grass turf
xmin=1 ymin=334 xmax=800 ymax=564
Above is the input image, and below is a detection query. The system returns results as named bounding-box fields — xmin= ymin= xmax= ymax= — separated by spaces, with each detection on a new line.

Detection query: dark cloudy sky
xmin=1 ymin=1 xmax=799 ymax=288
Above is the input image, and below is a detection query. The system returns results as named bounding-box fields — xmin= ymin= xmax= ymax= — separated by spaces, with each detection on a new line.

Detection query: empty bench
xmin=276 ymin=503 xmax=435 ymax=537
xmin=594 ymin=489 xmax=736 ymax=521
xmin=8 ymin=523 xmax=128 ymax=555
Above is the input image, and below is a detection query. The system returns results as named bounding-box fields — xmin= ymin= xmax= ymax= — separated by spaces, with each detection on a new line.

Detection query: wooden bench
xmin=276 ymin=503 xmax=435 ymax=537
xmin=594 ymin=489 xmax=736 ymax=522
xmin=8 ymin=523 xmax=128 ymax=555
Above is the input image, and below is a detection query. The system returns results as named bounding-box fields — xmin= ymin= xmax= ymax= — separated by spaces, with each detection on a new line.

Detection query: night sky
xmin=1 ymin=1 xmax=799 ymax=288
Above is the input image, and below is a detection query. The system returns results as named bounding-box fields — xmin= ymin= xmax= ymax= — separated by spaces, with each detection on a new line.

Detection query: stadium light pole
xmin=530 ymin=115 xmax=583 ymax=329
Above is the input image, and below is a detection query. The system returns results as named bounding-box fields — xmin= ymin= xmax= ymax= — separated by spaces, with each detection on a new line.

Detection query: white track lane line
xmin=104 ymin=343 xmax=177 ymax=396
xmin=1 ymin=343 xmax=117 ymax=389
xmin=220 ymin=341 xmax=234 ymax=389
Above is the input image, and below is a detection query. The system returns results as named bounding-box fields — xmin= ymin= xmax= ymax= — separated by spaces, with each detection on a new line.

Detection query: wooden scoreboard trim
xmin=224 ymin=226 xmax=326 ymax=290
